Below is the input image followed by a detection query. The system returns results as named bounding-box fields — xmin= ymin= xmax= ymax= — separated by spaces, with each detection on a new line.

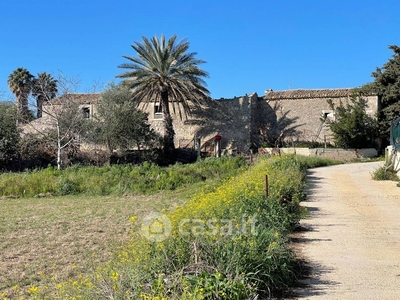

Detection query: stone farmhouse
xmin=27 ymin=88 xmax=379 ymax=154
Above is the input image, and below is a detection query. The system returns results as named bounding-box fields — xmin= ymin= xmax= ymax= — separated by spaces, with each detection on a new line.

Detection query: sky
xmin=1 ymin=0 xmax=399 ymax=101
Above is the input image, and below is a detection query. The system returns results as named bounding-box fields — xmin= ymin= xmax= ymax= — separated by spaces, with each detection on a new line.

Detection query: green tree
xmin=361 ymin=45 xmax=400 ymax=146
xmin=7 ymin=67 xmax=34 ymax=123
xmin=0 ymin=102 xmax=19 ymax=167
xmin=326 ymin=95 xmax=376 ymax=149
xmin=32 ymin=72 xmax=58 ymax=118
xmin=117 ymin=34 xmax=210 ymax=159
xmin=88 ymin=83 xmax=159 ymax=160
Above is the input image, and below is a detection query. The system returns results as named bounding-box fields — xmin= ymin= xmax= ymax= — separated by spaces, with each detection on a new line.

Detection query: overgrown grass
xmin=0 ymin=156 xmax=246 ymax=198
xmin=0 ymin=157 xmax=246 ymax=298
xmin=13 ymin=155 xmax=337 ymax=300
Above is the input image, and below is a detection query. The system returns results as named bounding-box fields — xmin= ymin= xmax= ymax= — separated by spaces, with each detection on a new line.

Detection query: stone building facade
xmin=21 ymin=93 xmax=100 ymax=135
xmin=141 ymin=93 xmax=259 ymax=153
xmin=24 ymin=88 xmax=379 ymax=154
xmin=262 ymin=89 xmax=379 ymax=146
xmin=156 ymin=88 xmax=379 ymax=152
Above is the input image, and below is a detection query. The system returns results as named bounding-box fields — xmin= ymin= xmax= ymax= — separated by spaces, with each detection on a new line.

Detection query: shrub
xmin=56 ymin=177 xmax=81 ymax=195
xmin=372 ymin=163 xmax=400 ymax=181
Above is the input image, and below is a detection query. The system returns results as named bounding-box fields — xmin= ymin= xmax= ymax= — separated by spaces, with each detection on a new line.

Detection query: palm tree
xmin=117 ymin=34 xmax=210 ymax=158
xmin=7 ymin=67 xmax=34 ymax=123
xmin=32 ymin=72 xmax=58 ymax=118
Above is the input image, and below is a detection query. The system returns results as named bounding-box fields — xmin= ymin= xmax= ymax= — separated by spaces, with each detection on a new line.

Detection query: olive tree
xmin=87 ymin=83 xmax=160 ymax=161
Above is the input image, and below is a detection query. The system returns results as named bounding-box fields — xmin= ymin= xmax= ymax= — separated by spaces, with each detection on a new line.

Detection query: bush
xmin=56 ymin=177 xmax=81 ymax=195
xmin=326 ymin=96 xmax=377 ymax=149
xmin=372 ymin=163 xmax=399 ymax=181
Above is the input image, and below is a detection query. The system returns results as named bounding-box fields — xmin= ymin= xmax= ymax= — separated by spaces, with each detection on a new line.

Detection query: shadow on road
xmin=288 ymin=169 xmax=340 ymax=298
xmin=290 ymin=225 xmax=339 ymax=299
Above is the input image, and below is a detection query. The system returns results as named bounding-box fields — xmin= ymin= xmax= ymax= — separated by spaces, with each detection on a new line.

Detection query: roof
xmin=263 ymin=88 xmax=355 ymax=100
xmin=43 ymin=93 xmax=101 ymax=105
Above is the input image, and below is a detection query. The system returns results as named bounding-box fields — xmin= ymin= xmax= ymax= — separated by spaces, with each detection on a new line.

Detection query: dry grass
xmin=0 ymin=188 xmax=191 ymax=294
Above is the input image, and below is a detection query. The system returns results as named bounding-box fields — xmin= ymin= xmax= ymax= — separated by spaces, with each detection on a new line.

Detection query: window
xmin=322 ymin=110 xmax=334 ymax=121
xmin=154 ymin=104 xmax=163 ymax=119
xmin=82 ymin=107 xmax=90 ymax=119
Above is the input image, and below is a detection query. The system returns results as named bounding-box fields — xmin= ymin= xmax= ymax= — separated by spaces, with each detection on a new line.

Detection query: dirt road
xmin=293 ymin=162 xmax=400 ymax=299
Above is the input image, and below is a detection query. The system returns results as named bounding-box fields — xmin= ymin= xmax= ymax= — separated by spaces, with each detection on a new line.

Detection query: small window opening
xmin=82 ymin=107 xmax=90 ymax=119
xmin=154 ymin=104 xmax=163 ymax=119
xmin=155 ymin=104 xmax=162 ymax=114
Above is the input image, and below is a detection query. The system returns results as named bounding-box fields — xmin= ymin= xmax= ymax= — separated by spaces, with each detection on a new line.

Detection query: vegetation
xmin=31 ymin=72 xmax=58 ymax=118
xmin=7 ymin=67 xmax=34 ymax=123
xmin=0 ymin=156 xmax=246 ymax=198
xmin=0 ymin=102 xmax=19 ymax=168
xmin=2 ymin=155 xmax=338 ymax=299
xmin=117 ymin=34 xmax=210 ymax=159
xmin=326 ymin=95 xmax=376 ymax=149
xmin=371 ymin=162 xmax=400 ymax=181
xmin=87 ymin=83 xmax=160 ymax=161
xmin=0 ymin=157 xmax=246 ymax=297
xmin=361 ymin=45 xmax=400 ymax=147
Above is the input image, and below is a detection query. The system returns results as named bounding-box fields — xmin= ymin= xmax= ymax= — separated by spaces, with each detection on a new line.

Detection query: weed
xmin=371 ymin=163 xmax=400 ymax=181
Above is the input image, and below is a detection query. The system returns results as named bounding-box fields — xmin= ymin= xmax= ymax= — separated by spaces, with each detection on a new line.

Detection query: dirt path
xmin=293 ymin=161 xmax=400 ymax=299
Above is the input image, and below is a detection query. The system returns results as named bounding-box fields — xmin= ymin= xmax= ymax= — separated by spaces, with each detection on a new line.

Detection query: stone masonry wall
xmin=263 ymin=90 xmax=379 ymax=145
xmin=142 ymin=93 xmax=259 ymax=153
xmin=23 ymin=90 xmax=380 ymax=156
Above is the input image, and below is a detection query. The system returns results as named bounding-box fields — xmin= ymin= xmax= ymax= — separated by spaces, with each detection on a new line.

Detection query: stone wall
xmin=263 ymin=89 xmax=379 ymax=145
xmin=142 ymin=93 xmax=259 ymax=153
xmin=22 ymin=89 xmax=380 ymax=156
xmin=261 ymin=147 xmax=378 ymax=161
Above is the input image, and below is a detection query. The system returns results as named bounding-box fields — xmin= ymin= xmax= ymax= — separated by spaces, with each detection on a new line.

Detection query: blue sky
xmin=1 ymin=0 xmax=399 ymax=100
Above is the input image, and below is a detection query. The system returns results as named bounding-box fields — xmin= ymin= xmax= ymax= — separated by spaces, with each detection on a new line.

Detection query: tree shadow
xmin=257 ymin=99 xmax=305 ymax=147
xmin=304 ymin=170 xmax=325 ymax=194
xmin=185 ymin=95 xmax=306 ymax=152
xmin=290 ymin=225 xmax=341 ymax=299
xmin=288 ymin=169 xmax=341 ymax=298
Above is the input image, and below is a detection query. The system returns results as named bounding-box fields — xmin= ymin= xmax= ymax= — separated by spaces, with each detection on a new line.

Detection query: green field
xmin=0 ymin=157 xmax=246 ymax=298
xmin=0 ymin=155 xmax=337 ymax=299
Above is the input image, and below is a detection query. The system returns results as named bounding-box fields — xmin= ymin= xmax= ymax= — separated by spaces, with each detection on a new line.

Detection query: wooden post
xmin=264 ymin=174 xmax=269 ymax=199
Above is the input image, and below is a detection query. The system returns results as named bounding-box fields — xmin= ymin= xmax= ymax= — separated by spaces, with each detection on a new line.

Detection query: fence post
xmin=264 ymin=174 xmax=269 ymax=199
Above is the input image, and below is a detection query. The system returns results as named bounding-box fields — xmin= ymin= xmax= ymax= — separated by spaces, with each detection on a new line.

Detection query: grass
xmin=0 ymin=157 xmax=245 ymax=198
xmin=0 ymin=155 xmax=338 ymax=299
xmin=33 ymin=155 xmax=337 ymax=299
xmin=0 ymin=157 xmax=247 ymax=298
xmin=0 ymin=192 xmax=184 ymax=296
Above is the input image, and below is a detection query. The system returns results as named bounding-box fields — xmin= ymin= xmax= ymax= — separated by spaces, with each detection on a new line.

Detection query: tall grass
xmin=5 ymin=155 xmax=338 ymax=299
xmin=13 ymin=155 xmax=337 ymax=300
xmin=0 ymin=157 xmax=246 ymax=198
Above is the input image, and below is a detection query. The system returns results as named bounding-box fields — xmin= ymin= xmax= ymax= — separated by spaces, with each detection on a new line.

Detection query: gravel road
xmin=293 ymin=161 xmax=400 ymax=299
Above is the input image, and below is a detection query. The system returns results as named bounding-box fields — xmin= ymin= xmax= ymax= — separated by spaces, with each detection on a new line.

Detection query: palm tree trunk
xmin=37 ymin=95 xmax=44 ymax=118
xmin=161 ymin=90 xmax=175 ymax=160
